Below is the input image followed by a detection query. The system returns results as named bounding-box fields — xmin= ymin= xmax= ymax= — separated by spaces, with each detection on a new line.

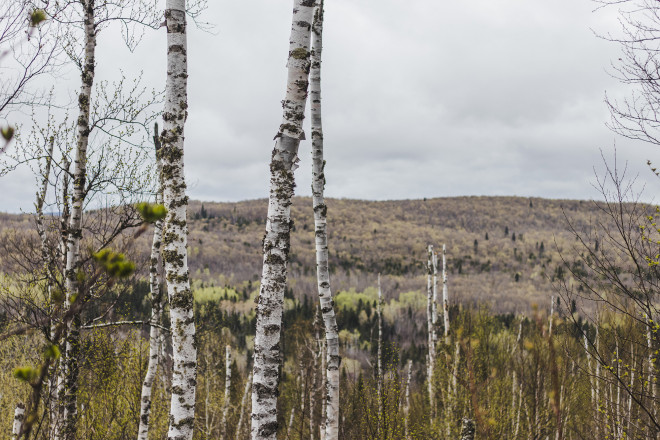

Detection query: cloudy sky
xmin=2 ymin=0 xmax=659 ymax=213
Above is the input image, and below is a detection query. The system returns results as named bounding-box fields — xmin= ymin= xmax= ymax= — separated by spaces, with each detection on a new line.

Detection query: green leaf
xmin=136 ymin=202 xmax=167 ymax=223
xmin=13 ymin=366 xmax=39 ymax=383
xmin=1 ymin=126 xmax=14 ymax=141
xmin=30 ymin=9 xmax=47 ymax=26
xmin=93 ymin=249 xmax=136 ymax=278
xmin=44 ymin=344 xmax=60 ymax=360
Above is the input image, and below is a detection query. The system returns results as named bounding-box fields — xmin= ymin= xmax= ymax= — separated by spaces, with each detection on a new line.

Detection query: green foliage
xmin=13 ymin=366 xmax=39 ymax=383
xmin=29 ymin=9 xmax=47 ymax=26
xmin=43 ymin=344 xmax=60 ymax=360
xmin=1 ymin=125 xmax=15 ymax=141
xmin=135 ymin=202 xmax=167 ymax=223
xmin=93 ymin=249 xmax=136 ymax=278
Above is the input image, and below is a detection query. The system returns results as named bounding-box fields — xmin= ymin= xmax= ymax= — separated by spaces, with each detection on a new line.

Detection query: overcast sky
xmin=2 ymin=0 xmax=659 ymax=213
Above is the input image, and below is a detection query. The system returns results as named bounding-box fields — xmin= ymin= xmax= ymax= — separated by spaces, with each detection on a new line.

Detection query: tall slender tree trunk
xmin=162 ymin=1 xmax=196 ymax=438
xmin=237 ymin=372 xmax=253 ymax=440
xmin=441 ymin=244 xmax=449 ymax=344
xmin=460 ymin=418 xmax=475 ymax=440
xmin=431 ymin=249 xmax=438 ymax=346
xmin=62 ymin=2 xmax=96 ymax=437
xmin=426 ymin=245 xmax=436 ymax=423
xmin=222 ymin=345 xmax=232 ymax=439
xmin=319 ymin=338 xmax=327 ymax=440
xmin=404 ymin=360 xmax=412 ymax=440
xmin=137 ymin=127 xmax=165 ymax=440
xmin=251 ymin=2 xmax=314 ymax=439
xmin=309 ymin=2 xmax=339 ymax=438
xmin=377 ymin=273 xmax=383 ymax=436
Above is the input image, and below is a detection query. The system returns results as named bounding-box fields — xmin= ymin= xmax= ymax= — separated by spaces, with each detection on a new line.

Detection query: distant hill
xmin=0 ymin=196 xmax=610 ymax=312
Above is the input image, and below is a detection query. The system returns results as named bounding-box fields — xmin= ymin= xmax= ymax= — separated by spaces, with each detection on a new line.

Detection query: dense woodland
xmin=2 ymin=0 xmax=660 ymax=439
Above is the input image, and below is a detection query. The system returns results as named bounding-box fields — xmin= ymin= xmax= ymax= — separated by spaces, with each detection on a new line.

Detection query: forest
xmin=1 ymin=0 xmax=660 ymax=439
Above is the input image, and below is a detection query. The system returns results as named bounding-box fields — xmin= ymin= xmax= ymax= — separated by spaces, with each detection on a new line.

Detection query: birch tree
xmin=309 ymin=1 xmax=340 ymax=438
xmin=251 ymin=1 xmax=315 ymax=438
xmin=161 ymin=1 xmax=196 ymax=438
xmin=137 ymin=127 xmax=165 ymax=440
xmin=441 ymin=244 xmax=449 ymax=344
xmin=222 ymin=345 xmax=232 ymax=439
xmin=426 ymin=245 xmax=436 ymax=422
xmin=376 ymin=273 xmax=383 ymax=435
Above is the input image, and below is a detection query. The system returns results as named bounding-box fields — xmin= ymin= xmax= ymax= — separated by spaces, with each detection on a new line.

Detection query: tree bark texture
xmin=137 ymin=138 xmax=164 ymax=440
xmin=309 ymin=2 xmax=339 ymax=438
xmin=222 ymin=345 xmax=232 ymax=439
xmin=62 ymin=2 xmax=96 ymax=437
xmin=460 ymin=418 xmax=475 ymax=440
xmin=426 ymin=245 xmax=436 ymax=422
xmin=12 ymin=402 xmax=25 ymax=440
xmin=404 ymin=360 xmax=412 ymax=440
xmin=162 ymin=1 xmax=196 ymax=439
xmin=237 ymin=372 xmax=252 ymax=440
xmin=250 ymin=1 xmax=314 ymax=439
xmin=377 ymin=273 xmax=383 ymax=435
xmin=442 ymin=244 xmax=450 ymax=343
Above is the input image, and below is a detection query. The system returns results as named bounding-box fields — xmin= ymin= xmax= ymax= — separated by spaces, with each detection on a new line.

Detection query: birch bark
xmin=426 ymin=245 xmax=436 ymax=422
xmin=62 ymin=2 xmax=96 ymax=437
xmin=12 ymin=403 xmax=25 ymax=440
xmin=309 ymin=2 xmax=339 ymax=438
xmin=460 ymin=418 xmax=475 ymax=440
xmin=251 ymin=2 xmax=314 ymax=438
xmin=377 ymin=273 xmax=383 ymax=436
xmin=404 ymin=360 xmax=412 ymax=440
xmin=237 ymin=372 xmax=253 ymax=440
xmin=222 ymin=345 xmax=232 ymax=440
xmin=137 ymin=129 xmax=165 ymax=440
xmin=441 ymin=244 xmax=450 ymax=344
xmin=162 ymin=1 xmax=196 ymax=438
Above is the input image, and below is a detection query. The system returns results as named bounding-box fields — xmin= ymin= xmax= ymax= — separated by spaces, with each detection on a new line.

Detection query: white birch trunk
xmin=310 ymin=308 xmax=321 ymax=438
xmin=377 ymin=273 xmax=383 ymax=435
xmin=162 ymin=1 xmax=196 ymax=438
xmin=12 ymin=403 xmax=25 ymax=440
xmin=404 ymin=360 xmax=412 ymax=440
xmin=237 ymin=372 xmax=253 ymax=440
xmin=251 ymin=2 xmax=314 ymax=439
xmin=627 ymin=343 xmax=634 ymax=438
xmin=426 ymin=245 xmax=436 ymax=422
xmin=62 ymin=2 xmax=97 ymax=437
xmin=309 ymin=3 xmax=339 ymax=438
xmin=446 ymin=340 xmax=460 ymax=438
xmin=137 ymin=134 xmax=165 ymax=440
xmin=319 ymin=338 xmax=327 ymax=440
xmin=648 ymin=319 xmax=656 ymax=421
xmin=222 ymin=345 xmax=232 ymax=440
xmin=548 ymin=295 xmax=554 ymax=337
xmin=441 ymin=244 xmax=450 ymax=344
xmin=431 ymin=249 xmax=438 ymax=345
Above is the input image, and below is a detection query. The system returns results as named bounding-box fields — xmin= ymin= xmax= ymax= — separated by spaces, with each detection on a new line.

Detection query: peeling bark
xmin=251 ymin=1 xmax=314 ymax=438
xmin=162 ymin=1 xmax=196 ymax=438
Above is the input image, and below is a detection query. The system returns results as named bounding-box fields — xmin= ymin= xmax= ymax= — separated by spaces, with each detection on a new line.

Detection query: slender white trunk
xmin=548 ymin=295 xmax=554 ymax=337
xmin=222 ymin=345 xmax=232 ymax=439
xmin=596 ymin=326 xmax=601 ymax=439
xmin=162 ymin=1 xmax=196 ymax=438
xmin=648 ymin=319 xmax=656 ymax=421
xmin=514 ymin=379 xmax=523 ymax=439
xmin=237 ymin=372 xmax=253 ymax=440
xmin=377 ymin=273 xmax=383 ymax=435
xmin=627 ymin=342 xmax=634 ymax=438
xmin=12 ymin=403 xmax=25 ymax=440
xmin=616 ymin=338 xmax=621 ymax=440
xmin=310 ymin=308 xmax=321 ymax=438
xmin=251 ymin=2 xmax=314 ymax=439
xmin=441 ymin=244 xmax=450 ymax=344
xmin=309 ymin=2 xmax=339 ymax=439
xmin=137 ymin=134 xmax=164 ymax=440
xmin=404 ymin=360 xmax=412 ymax=440
xmin=63 ymin=2 xmax=96 ymax=437
xmin=319 ymin=338 xmax=327 ymax=440
xmin=426 ymin=245 xmax=435 ymax=422
xmin=431 ymin=249 xmax=438 ymax=345
xmin=446 ymin=340 xmax=460 ymax=438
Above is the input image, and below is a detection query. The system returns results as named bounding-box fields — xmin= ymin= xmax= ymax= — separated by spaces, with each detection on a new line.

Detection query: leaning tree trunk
xmin=62 ymin=1 xmax=97 ymax=437
xmin=222 ymin=345 xmax=232 ymax=440
xmin=162 ymin=1 xmax=196 ymax=439
xmin=426 ymin=245 xmax=436 ymax=423
xmin=309 ymin=2 xmax=339 ymax=439
xmin=250 ymin=1 xmax=314 ymax=439
xmin=137 ymin=129 xmax=165 ymax=440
